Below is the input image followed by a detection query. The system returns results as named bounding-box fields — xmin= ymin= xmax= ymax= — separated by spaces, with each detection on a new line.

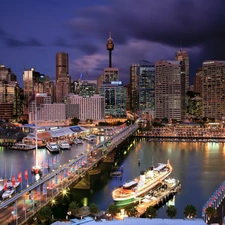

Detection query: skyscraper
xmin=175 ymin=50 xmax=189 ymax=108
xmin=155 ymin=60 xmax=182 ymax=121
xmin=55 ymin=52 xmax=71 ymax=102
xmin=202 ymin=60 xmax=225 ymax=120
xmin=56 ymin=52 xmax=69 ymax=81
xmin=130 ymin=64 xmax=139 ymax=113
xmin=138 ymin=60 xmax=155 ymax=119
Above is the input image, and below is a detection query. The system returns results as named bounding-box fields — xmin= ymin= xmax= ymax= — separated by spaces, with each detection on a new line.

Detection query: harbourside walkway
xmin=0 ymin=123 xmax=138 ymax=225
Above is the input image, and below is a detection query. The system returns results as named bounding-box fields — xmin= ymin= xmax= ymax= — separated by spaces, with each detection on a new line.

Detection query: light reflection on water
xmin=0 ymin=139 xmax=225 ymax=219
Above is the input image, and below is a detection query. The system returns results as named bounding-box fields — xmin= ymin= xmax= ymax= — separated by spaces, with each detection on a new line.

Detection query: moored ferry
xmin=112 ymin=160 xmax=172 ymax=207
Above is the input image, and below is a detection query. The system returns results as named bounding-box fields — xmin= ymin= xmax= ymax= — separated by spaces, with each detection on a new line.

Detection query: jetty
xmin=136 ymin=178 xmax=181 ymax=217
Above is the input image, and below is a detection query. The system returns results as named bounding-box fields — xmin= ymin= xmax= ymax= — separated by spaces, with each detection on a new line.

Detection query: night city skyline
xmin=0 ymin=0 xmax=225 ymax=87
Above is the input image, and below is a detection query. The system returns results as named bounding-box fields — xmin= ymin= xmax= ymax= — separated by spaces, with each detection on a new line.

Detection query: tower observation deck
xmin=106 ymin=32 xmax=114 ymax=68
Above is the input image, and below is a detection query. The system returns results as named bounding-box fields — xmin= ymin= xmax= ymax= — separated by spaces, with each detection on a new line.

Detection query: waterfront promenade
xmin=0 ymin=123 xmax=138 ymax=225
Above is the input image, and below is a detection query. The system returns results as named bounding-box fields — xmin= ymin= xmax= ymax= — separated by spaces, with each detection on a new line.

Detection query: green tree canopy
xmin=205 ymin=206 xmax=217 ymax=220
xmin=126 ymin=205 xmax=138 ymax=217
xmin=107 ymin=203 xmax=119 ymax=218
xmin=145 ymin=206 xmax=157 ymax=219
xmin=68 ymin=201 xmax=80 ymax=216
xmin=166 ymin=205 xmax=177 ymax=219
xmin=37 ymin=206 xmax=52 ymax=222
xmin=183 ymin=204 xmax=197 ymax=219
xmin=89 ymin=203 xmax=99 ymax=214
xmin=70 ymin=117 xmax=80 ymax=126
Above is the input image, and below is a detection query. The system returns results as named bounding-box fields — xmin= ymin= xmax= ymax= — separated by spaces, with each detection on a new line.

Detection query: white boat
xmin=10 ymin=143 xmax=36 ymax=151
xmin=85 ymin=134 xmax=97 ymax=143
xmin=112 ymin=160 xmax=172 ymax=207
xmin=2 ymin=186 xmax=15 ymax=200
xmin=7 ymin=178 xmax=20 ymax=188
xmin=46 ymin=142 xmax=60 ymax=153
xmin=58 ymin=140 xmax=71 ymax=150
xmin=74 ymin=138 xmax=83 ymax=145
xmin=0 ymin=185 xmax=4 ymax=192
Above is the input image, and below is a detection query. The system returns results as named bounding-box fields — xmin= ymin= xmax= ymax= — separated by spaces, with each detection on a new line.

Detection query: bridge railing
xmin=0 ymin=123 xmax=138 ymax=212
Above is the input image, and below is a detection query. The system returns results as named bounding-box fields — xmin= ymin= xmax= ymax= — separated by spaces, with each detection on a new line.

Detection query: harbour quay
xmin=136 ymin=178 xmax=181 ymax=217
xmin=0 ymin=123 xmax=138 ymax=225
xmin=134 ymin=124 xmax=225 ymax=142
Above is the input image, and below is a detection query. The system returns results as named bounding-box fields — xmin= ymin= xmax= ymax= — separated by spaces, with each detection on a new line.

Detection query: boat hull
xmin=112 ymin=162 xmax=172 ymax=207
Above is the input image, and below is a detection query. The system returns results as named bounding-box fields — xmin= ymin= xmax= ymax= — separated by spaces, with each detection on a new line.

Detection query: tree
xmin=145 ymin=206 xmax=157 ymax=219
xmin=89 ymin=203 xmax=99 ymax=214
xmin=126 ymin=205 xmax=138 ymax=217
xmin=70 ymin=117 xmax=80 ymax=126
xmin=107 ymin=203 xmax=119 ymax=219
xmin=205 ymin=206 xmax=217 ymax=220
xmin=183 ymin=204 xmax=197 ymax=219
xmin=37 ymin=206 xmax=52 ymax=223
xmin=166 ymin=205 xmax=177 ymax=219
xmin=68 ymin=201 xmax=80 ymax=217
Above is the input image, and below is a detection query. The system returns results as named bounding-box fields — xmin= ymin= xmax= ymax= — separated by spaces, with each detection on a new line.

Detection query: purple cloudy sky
xmin=0 ymin=0 xmax=225 ymax=87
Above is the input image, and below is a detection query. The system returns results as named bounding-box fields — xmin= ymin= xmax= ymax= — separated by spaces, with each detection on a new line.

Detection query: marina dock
xmin=136 ymin=178 xmax=181 ymax=217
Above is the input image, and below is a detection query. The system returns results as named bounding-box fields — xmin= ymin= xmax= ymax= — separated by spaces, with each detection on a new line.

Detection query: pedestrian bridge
xmin=0 ymin=123 xmax=138 ymax=225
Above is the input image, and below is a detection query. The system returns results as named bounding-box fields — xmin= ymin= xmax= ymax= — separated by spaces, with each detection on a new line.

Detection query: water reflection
xmin=1 ymin=138 xmax=225 ymax=219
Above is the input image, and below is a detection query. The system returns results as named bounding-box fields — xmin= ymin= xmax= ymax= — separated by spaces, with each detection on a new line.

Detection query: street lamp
xmin=11 ymin=211 xmax=14 ymax=224
xmin=32 ymin=93 xmax=42 ymax=177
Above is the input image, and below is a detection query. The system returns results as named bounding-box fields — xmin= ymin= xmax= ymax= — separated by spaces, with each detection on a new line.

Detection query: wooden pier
xmin=136 ymin=180 xmax=181 ymax=217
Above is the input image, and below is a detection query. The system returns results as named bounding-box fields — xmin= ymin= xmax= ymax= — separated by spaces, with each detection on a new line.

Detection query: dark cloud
xmin=5 ymin=37 xmax=44 ymax=47
xmin=53 ymin=38 xmax=74 ymax=48
xmin=67 ymin=0 xmax=225 ymax=84
xmin=1 ymin=0 xmax=225 ymax=86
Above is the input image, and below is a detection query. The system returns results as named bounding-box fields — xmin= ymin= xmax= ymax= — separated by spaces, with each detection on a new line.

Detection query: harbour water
xmin=1 ymin=137 xmax=225 ymax=219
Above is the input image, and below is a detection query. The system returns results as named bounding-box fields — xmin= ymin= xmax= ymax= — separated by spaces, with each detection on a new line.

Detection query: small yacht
xmin=46 ymin=142 xmax=60 ymax=153
xmin=58 ymin=140 xmax=71 ymax=150
xmin=74 ymin=138 xmax=83 ymax=145
xmin=7 ymin=178 xmax=20 ymax=188
xmin=2 ymin=186 xmax=15 ymax=200
xmin=85 ymin=134 xmax=97 ymax=143
xmin=10 ymin=143 xmax=36 ymax=151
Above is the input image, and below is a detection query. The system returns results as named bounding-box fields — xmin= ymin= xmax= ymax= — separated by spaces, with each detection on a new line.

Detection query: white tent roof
xmin=51 ymin=218 xmax=206 ymax=225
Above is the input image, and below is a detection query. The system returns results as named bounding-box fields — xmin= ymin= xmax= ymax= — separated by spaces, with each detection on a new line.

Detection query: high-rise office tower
xmin=202 ymin=60 xmax=225 ymax=120
xmin=155 ymin=60 xmax=182 ymax=121
xmin=0 ymin=81 xmax=21 ymax=121
xmin=138 ymin=60 xmax=155 ymax=119
xmin=0 ymin=64 xmax=17 ymax=82
xmin=97 ymin=74 xmax=104 ymax=94
xmin=55 ymin=52 xmax=71 ymax=102
xmin=79 ymin=81 xmax=97 ymax=98
xmin=194 ymin=68 xmax=203 ymax=96
xmin=106 ymin=32 xmax=114 ymax=68
xmin=130 ymin=64 xmax=139 ymax=113
xmin=56 ymin=52 xmax=69 ymax=81
xmin=104 ymin=68 xmax=119 ymax=82
xmin=175 ymin=50 xmax=189 ymax=107
xmin=100 ymin=81 xmax=126 ymax=118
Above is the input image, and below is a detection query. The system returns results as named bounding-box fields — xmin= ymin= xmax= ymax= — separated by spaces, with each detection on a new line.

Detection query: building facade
xmin=138 ymin=60 xmax=155 ymax=119
xmin=194 ymin=68 xmax=203 ymax=96
xmin=104 ymin=68 xmax=119 ymax=82
xmin=130 ymin=64 xmax=139 ymax=113
xmin=202 ymin=60 xmax=225 ymax=120
xmin=155 ymin=60 xmax=182 ymax=121
xmin=66 ymin=94 xmax=105 ymax=121
xmin=55 ymin=52 xmax=71 ymax=103
xmin=100 ymin=81 xmax=126 ymax=118
xmin=0 ymin=81 xmax=21 ymax=121
xmin=0 ymin=64 xmax=17 ymax=82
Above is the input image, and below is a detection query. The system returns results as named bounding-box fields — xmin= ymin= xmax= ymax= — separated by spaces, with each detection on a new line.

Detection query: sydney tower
xmin=106 ymin=32 xmax=114 ymax=68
